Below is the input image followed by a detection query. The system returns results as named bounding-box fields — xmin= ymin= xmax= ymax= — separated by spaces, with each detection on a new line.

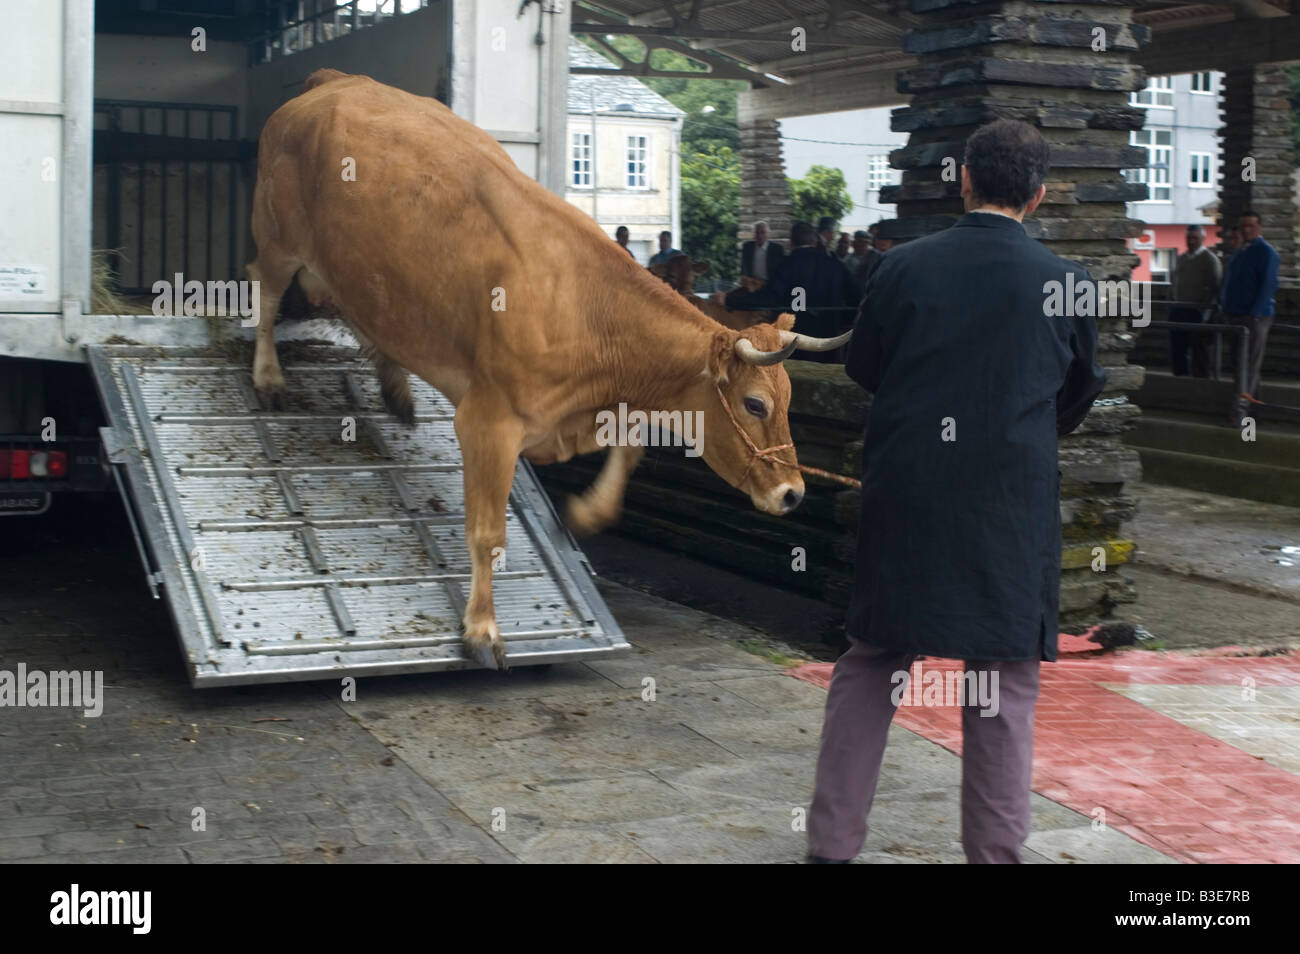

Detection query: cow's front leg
xmin=566 ymin=444 xmax=644 ymax=536
xmin=454 ymin=397 xmax=526 ymax=671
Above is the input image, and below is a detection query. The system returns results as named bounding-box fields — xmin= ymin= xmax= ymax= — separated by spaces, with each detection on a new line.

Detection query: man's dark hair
xmin=853 ymin=230 xmax=870 ymax=240
xmin=816 ymin=216 xmax=836 ymax=233
xmin=660 ymin=230 xmax=672 ymax=240
xmin=1186 ymin=224 xmax=1204 ymax=233
xmin=790 ymin=221 xmax=818 ymax=247
xmin=616 ymin=226 xmax=628 ymax=235
xmin=1240 ymin=210 xmax=1261 ymax=223
xmin=962 ymin=119 xmax=1051 ymax=211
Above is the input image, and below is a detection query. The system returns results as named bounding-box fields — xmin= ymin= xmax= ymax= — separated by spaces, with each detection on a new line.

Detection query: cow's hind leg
xmin=374 ymin=353 xmax=415 ymax=427
xmin=454 ymin=393 xmax=526 ymax=670
xmin=566 ymin=444 xmax=644 ymax=536
xmin=246 ymin=256 xmax=299 ymax=409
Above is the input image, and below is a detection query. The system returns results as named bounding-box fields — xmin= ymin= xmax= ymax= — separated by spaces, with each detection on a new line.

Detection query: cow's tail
xmin=302 ymin=68 xmax=350 ymax=93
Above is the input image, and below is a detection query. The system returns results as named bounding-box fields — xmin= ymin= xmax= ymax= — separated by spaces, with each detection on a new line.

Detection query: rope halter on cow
xmin=719 ymin=326 xmax=864 ymax=491
xmin=714 ymin=384 xmax=863 ymax=490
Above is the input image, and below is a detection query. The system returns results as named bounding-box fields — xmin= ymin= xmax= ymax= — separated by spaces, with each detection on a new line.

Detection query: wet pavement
xmin=1 ymin=484 xmax=1297 ymax=863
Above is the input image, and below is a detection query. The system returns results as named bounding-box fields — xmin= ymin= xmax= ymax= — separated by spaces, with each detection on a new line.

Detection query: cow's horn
xmin=792 ymin=329 xmax=854 ymax=352
xmin=735 ymin=335 xmax=798 ymax=366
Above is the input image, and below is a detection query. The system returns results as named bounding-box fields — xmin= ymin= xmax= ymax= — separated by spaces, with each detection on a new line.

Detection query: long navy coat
xmin=844 ymin=212 xmax=1107 ymax=661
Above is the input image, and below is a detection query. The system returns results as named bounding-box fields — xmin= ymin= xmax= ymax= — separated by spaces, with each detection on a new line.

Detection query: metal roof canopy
xmin=574 ymin=1 xmax=1300 ymax=119
xmin=89 ymin=341 xmax=629 ymax=687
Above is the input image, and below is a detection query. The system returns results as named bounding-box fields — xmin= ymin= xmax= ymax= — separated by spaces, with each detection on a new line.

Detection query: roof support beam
xmin=738 ymin=63 xmax=911 ymax=121
xmin=572 ymin=32 xmax=765 ymax=83
xmin=571 ymin=21 xmax=881 ymax=47
xmin=1138 ymin=15 xmax=1300 ymax=73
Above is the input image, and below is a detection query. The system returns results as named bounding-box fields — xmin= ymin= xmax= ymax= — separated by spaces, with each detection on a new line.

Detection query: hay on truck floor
xmin=90 ymin=249 xmax=152 ymax=315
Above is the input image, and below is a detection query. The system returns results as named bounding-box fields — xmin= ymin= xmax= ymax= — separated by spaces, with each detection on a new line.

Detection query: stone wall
xmin=1218 ymin=64 xmax=1298 ymax=286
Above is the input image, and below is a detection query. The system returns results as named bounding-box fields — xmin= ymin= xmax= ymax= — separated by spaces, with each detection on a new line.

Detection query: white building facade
xmin=565 ymin=42 xmax=684 ymax=265
xmin=1123 ymin=71 xmax=1225 ymax=282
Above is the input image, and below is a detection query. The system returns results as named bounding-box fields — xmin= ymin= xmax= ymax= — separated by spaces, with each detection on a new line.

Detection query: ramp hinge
xmin=61 ymin=298 xmax=85 ymax=345
xmin=100 ymin=425 xmax=130 ymax=464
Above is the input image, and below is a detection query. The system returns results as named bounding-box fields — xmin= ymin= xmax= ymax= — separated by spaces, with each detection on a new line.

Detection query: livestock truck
xmin=0 ymin=0 xmax=627 ymax=684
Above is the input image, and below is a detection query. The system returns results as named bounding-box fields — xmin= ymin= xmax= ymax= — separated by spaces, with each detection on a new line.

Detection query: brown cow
xmin=247 ymin=70 xmax=848 ymax=669
xmin=648 ymin=253 xmax=772 ymax=332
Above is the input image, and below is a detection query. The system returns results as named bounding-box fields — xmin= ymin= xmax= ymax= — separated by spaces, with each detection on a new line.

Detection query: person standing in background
xmin=614 ymin=226 xmax=635 ymax=258
xmin=648 ymin=231 xmax=682 ymax=267
xmin=1218 ymin=211 xmax=1280 ymax=398
xmin=816 ymin=216 xmax=838 ymax=253
xmin=1169 ymin=225 xmax=1221 ymax=378
xmin=844 ymin=230 xmax=882 ymax=300
xmin=740 ymin=221 xmax=785 ymax=283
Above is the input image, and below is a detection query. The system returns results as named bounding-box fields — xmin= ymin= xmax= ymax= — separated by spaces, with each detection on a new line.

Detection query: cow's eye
xmin=743 ymin=397 xmax=767 ymax=419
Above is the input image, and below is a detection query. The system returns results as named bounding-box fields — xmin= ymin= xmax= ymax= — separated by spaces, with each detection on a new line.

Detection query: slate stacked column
xmin=737 ymin=117 xmax=794 ymax=253
xmin=878 ymin=0 xmax=1150 ymax=634
xmin=1218 ymin=65 xmax=1297 ymax=284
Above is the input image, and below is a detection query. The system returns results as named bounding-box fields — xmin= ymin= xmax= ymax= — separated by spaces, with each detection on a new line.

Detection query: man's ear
xmin=1023 ymin=183 xmax=1047 ymax=216
xmin=708 ymin=329 xmax=736 ymax=385
xmin=960 ymin=164 xmax=972 ymax=200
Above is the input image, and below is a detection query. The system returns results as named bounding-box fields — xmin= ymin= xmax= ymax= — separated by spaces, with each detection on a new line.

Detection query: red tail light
xmin=0 ymin=450 xmax=31 ymax=479
xmin=0 ymin=449 xmax=67 ymax=479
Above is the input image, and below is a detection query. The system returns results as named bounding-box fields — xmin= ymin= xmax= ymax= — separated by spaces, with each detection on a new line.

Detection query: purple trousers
xmin=808 ymin=639 xmax=1041 ymax=863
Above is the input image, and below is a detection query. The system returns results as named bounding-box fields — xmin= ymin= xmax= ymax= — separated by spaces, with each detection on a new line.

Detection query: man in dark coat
xmin=807 ymin=119 xmax=1107 ymax=864
xmin=725 ymin=221 xmax=858 ymax=361
xmin=740 ymin=221 xmax=785 ymax=282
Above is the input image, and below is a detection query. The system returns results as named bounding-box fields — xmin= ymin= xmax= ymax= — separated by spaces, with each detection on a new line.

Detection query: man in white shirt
xmin=740 ymin=221 xmax=784 ymax=282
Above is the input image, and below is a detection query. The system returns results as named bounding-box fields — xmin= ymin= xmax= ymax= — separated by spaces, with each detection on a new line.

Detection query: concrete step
xmin=1134 ymin=446 xmax=1300 ymax=508
xmin=1132 ymin=369 xmax=1300 ymax=425
xmin=1126 ymin=412 xmax=1300 ymax=469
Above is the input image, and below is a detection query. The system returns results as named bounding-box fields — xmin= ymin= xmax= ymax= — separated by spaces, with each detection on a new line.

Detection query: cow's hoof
xmin=565 ymin=493 xmax=613 ymax=537
xmin=463 ymin=629 xmax=508 ymax=671
xmin=382 ymin=388 xmax=416 ymax=428
xmin=255 ymin=382 xmax=286 ymax=411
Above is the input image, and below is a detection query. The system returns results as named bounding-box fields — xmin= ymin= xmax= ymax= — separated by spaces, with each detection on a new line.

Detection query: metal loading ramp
xmin=87 ymin=343 xmax=629 ymax=687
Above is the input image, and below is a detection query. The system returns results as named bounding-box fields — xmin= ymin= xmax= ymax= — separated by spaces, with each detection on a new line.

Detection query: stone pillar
xmin=737 ymin=117 xmax=793 ymax=248
xmin=877 ymin=0 xmax=1149 ymax=636
xmin=1218 ymin=65 xmax=1298 ymax=285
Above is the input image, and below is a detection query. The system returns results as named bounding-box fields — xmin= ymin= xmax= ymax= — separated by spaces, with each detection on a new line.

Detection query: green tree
xmin=681 ymin=144 xmax=741 ymax=283
xmin=788 ymin=165 xmax=854 ymax=228
xmin=581 ymin=36 xmax=744 ymax=281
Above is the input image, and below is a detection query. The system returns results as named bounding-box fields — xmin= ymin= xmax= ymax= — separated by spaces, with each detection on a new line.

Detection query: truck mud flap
xmin=86 ymin=344 xmax=629 ymax=686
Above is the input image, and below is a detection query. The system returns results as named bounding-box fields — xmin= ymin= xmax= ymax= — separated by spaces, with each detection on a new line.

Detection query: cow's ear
xmin=648 ymin=263 xmax=668 ymax=279
xmin=775 ymin=312 xmax=796 ymax=332
xmin=692 ymin=260 xmax=710 ymax=274
xmin=707 ymin=329 xmax=736 ymax=385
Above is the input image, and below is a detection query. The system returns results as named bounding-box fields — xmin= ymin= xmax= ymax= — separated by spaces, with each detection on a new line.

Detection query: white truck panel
xmin=0 ymin=115 xmax=61 ymax=313
xmin=0 ymin=2 xmax=63 ymax=103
